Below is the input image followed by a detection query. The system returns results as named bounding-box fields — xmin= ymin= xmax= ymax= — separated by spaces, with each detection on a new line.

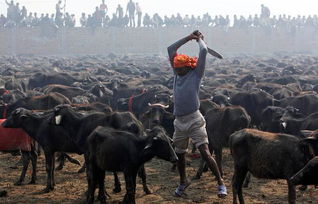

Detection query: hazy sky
xmin=0 ymin=0 xmax=317 ymax=17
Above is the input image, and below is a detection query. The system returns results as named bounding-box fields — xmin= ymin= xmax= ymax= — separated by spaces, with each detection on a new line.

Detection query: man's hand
xmin=192 ymin=30 xmax=204 ymax=41
xmin=187 ymin=33 xmax=200 ymax=41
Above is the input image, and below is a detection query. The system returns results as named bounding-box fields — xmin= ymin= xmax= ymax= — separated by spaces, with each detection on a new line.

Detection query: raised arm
xmin=5 ymin=0 xmax=10 ymax=6
xmin=167 ymin=36 xmax=189 ymax=67
xmin=194 ymin=39 xmax=208 ymax=77
xmin=167 ymin=33 xmax=200 ymax=68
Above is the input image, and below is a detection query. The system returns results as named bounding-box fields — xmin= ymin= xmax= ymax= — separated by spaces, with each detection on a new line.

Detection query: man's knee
xmin=173 ymin=137 xmax=189 ymax=154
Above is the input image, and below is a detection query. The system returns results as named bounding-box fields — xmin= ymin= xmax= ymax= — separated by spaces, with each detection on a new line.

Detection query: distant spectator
xmin=5 ymin=0 xmax=15 ymax=21
xmin=13 ymin=2 xmax=20 ymax=23
xmin=152 ymin=13 xmax=163 ymax=28
xmin=80 ymin=13 xmax=87 ymax=27
xmin=135 ymin=2 xmax=142 ymax=27
xmin=20 ymin=6 xmax=27 ymax=22
xmin=126 ymin=0 xmax=135 ymax=27
xmin=143 ymin=13 xmax=151 ymax=27
xmin=108 ymin=13 xmax=118 ymax=27
xmin=55 ymin=0 xmax=64 ymax=17
xmin=0 ymin=14 xmax=7 ymax=28
xmin=93 ymin=7 xmax=102 ymax=27
xmin=261 ymin=4 xmax=270 ymax=19
xmin=116 ymin=4 xmax=123 ymax=20
xmin=99 ymin=0 xmax=108 ymax=26
xmin=32 ymin=12 xmax=39 ymax=27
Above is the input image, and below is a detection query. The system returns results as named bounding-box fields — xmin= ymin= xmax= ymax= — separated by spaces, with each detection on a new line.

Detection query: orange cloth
xmin=173 ymin=54 xmax=197 ymax=69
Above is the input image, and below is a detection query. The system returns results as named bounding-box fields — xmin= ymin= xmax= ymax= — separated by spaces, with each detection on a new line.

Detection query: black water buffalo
xmin=51 ymin=104 xmax=154 ymax=194
xmin=278 ymin=94 xmax=318 ymax=116
xmin=86 ymin=126 xmax=178 ymax=204
xmin=141 ymin=103 xmax=174 ymax=136
xmin=3 ymin=108 xmax=81 ymax=193
xmin=230 ymin=90 xmax=274 ymax=127
xmin=115 ymin=88 xmax=158 ymax=118
xmin=282 ymin=112 xmax=318 ymax=137
xmin=43 ymin=84 xmax=87 ymax=100
xmin=260 ymin=106 xmax=304 ymax=133
xmin=0 ymin=92 xmax=71 ymax=118
xmin=195 ymin=106 xmax=250 ymax=178
xmin=230 ymin=129 xmax=318 ymax=204
xmin=199 ymin=99 xmax=219 ymax=116
xmin=28 ymin=72 xmax=78 ymax=89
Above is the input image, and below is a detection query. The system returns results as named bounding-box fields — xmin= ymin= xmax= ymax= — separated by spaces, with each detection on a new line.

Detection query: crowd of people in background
xmin=1 ymin=0 xmax=318 ymax=35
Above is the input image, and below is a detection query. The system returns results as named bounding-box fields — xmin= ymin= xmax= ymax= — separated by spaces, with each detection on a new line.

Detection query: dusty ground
xmin=0 ymin=149 xmax=317 ymax=204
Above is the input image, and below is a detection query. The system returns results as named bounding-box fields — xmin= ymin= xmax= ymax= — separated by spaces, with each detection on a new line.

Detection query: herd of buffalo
xmin=0 ymin=53 xmax=318 ymax=203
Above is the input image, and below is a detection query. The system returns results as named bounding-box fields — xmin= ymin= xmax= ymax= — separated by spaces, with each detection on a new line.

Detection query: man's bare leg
xmin=198 ymin=144 xmax=224 ymax=185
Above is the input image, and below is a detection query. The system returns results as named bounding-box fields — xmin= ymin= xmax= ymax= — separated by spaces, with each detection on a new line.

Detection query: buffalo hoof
xmin=0 ymin=190 xmax=7 ymax=197
xmin=113 ymin=187 xmax=121 ymax=193
xmin=143 ymin=187 xmax=152 ymax=195
xmin=192 ymin=174 xmax=201 ymax=180
xmin=40 ymin=187 xmax=53 ymax=194
xmin=68 ymin=158 xmax=81 ymax=166
xmin=14 ymin=181 xmax=22 ymax=186
xmin=28 ymin=180 xmax=36 ymax=185
xmin=55 ymin=165 xmax=63 ymax=171
xmin=78 ymin=166 xmax=86 ymax=174
xmin=97 ymin=194 xmax=108 ymax=202
xmin=170 ymin=164 xmax=177 ymax=172
xmin=299 ymin=185 xmax=307 ymax=192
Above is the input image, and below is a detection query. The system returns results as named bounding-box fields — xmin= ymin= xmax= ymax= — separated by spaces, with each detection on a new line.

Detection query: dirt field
xmin=0 ymin=150 xmax=317 ymax=204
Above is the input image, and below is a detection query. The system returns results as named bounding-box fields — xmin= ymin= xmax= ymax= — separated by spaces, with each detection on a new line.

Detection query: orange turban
xmin=173 ymin=54 xmax=197 ymax=69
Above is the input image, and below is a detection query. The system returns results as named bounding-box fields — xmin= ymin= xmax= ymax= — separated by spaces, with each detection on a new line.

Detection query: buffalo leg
xmin=15 ymin=151 xmax=30 ymax=186
xmin=56 ymin=153 xmax=81 ymax=171
xmin=97 ymin=168 xmax=106 ymax=204
xmin=287 ymin=180 xmax=296 ymax=204
xmin=243 ymin=172 xmax=251 ymax=188
xmin=123 ymin=170 xmax=138 ymax=204
xmin=55 ymin=152 xmax=65 ymax=171
xmin=78 ymin=161 xmax=86 ymax=173
xmin=42 ymin=151 xmax=55 ymax=193
xmin=29 ymin=147 xmax=38 ymax=184
xmin=232 ymin=164 xmax=248 ymax=204
xmin=138 ymin=165 xmax=151 ymax=194
xmin=64 ymin=154 xmax=80 ymax=165
xmin=113 ymin=172 xmax=121 ymax=193
xmin=86 ymin=162 xmax=98 ymax=204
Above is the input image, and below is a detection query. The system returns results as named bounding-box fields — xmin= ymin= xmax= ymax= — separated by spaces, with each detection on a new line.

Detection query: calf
xmin=230 ymin=129 xmax=318 ymax=204
xmin=0 ymin=119 xmax=37 ymax=186
xmin=194 ymin=106 xmax=250 ymax=179
xmin=86 ymin=126 xmax=178 ymax=204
